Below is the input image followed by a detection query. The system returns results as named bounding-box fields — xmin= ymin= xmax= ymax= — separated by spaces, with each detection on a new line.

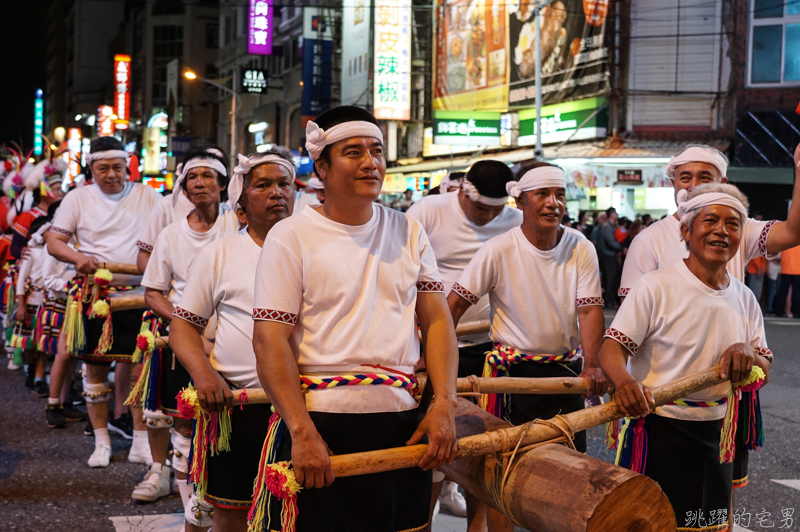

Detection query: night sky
xmin=0 ymin=0 xmax=49 ymax=149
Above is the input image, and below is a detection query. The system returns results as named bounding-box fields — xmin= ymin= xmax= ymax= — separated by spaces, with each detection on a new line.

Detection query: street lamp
xmin=184 ymin=69 xmax=240 ymax=169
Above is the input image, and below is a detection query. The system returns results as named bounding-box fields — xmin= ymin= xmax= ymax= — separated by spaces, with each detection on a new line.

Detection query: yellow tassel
xmin=125 ymin=348 xmax=152 ymax=406
xmin=94 ymin=269 xmax=113 ymax=284
xmin=65 ymin=300 xmax=85 ymax=354
xmin=91 ymin=300 xmax=110 ymax=318
xmin=94 ymin=312 xmax=113 ymax=355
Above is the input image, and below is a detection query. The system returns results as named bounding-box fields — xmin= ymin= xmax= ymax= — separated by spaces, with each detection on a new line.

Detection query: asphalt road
xmin=2 ymin=317 xmax=799 ymax=532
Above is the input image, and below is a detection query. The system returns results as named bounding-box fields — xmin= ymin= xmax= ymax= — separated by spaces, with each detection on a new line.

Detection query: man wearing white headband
xmin=600 ymin=183 xmax=772 ymax=530
xmin=48 ymin=136 xmax=160 ymax=468
xmin=619 ymin=143 xmax=800 ymax=491
xmin=407 ymin=159 xmax=520 ymax=528
xmin=170 ymin=147 xmax=295 ymax=532
xmin=307 ymin=176 xmax=325 ymax=204
xmin=251 ymin=106 xmax=458 ymax=532
xmin=450 ymin=163 xmax=608 ymax=489
xmin=132 ymin=146 xmax=238 ymax=509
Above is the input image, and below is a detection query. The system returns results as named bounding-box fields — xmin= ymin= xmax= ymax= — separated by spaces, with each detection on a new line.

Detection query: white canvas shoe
xmin=88 ymin=444 xmax=112 ymax=468
xmin=132 ymin=463 xmax=172 ymax=502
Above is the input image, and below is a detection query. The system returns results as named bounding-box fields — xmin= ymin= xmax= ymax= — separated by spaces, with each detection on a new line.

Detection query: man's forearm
xmin=171 ymin=318 xmax=217 ymax=380
xmin=421 ymin=312 xmax=458 ymax=402
xmin=47 ymin=237 xmax=83 ymax=265
xmin=578 ymin=305 xmax=605 ymax=368
xmin=144 ymin=290 xmax=174 ymax=322
xmin=598 ymin=342 xmax=633 ymax=387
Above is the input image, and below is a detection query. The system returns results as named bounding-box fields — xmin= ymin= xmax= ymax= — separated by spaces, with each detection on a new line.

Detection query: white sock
xmin=48 ymin=398 xmax=60 ymax=405
xmin=132 ymin=430 xmax=148 ymax=446
xmin=177 ymin=481 xmax=193 ymax=506
xmin=151 ymin=462 xmax=164 ymax=473
xmin=94 ymin=427 xmax=111 ymax=447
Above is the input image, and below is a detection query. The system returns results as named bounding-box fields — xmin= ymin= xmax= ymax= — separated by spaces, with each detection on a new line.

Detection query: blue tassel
xmin=143 ymin=348 xmax=161 ymax=412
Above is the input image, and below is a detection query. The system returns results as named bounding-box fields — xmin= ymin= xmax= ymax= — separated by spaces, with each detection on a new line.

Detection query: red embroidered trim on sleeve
xmin=576 ymin=297 xmax=604 ymax=307
xmin=618 ymin=287 xmax=630 ymax=297
xmin=604 ymin=327 xmax=639 ymax=356
xmin=253 ymin=309 xmax=298 ymax=324
xmin=416 ymin=281 xmax=444 ymax=292
xmin=758 ymin=220 xmax=778 ymax=257
xmin=136 ymin=240 xmax=154 ymax=252
xmin=452 ymin=282 xmax=479 ymax=305
xmin=50 ymin=227 xmax=73 ymax=238
xmin=173 ymin=307 xmax=210 ymax=327
xmin=755 ymin=347 xmax=773 ymax=362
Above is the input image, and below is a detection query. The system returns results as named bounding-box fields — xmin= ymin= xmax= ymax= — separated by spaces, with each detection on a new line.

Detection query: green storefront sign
xmin=518 ymin=97 xmax=607 ymax=146
xmin=433 ymin=111 xmax=502 ymax=146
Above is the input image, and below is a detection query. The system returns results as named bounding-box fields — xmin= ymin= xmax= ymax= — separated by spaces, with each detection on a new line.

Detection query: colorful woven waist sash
xmin=480 ymin=343 xmax=582 ymax=419
xmin=611 ymin=367 xmax=766 ymax=475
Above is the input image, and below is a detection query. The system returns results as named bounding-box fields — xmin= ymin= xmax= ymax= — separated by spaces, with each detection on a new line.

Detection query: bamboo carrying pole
xmin=109 ymin=294 xmax=147 ymax=311
xmin=100 ymin=262 xmax=142 ymax=275
xmin=327 ymin=364 xmax=725 ymax=477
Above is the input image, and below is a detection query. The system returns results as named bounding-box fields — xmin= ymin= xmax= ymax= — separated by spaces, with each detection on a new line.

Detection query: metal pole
xmin=534 ymin=0 xmax=543 ymax=158
xmin=230 ymin=69 xmax=237 ymax=168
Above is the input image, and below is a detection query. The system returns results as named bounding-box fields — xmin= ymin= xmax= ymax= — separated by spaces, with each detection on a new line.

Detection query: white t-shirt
xmin=606 ymin=261 xmax=771 ymax=421
xmin=40 ymin=247 xmax=76 ymax=299
xmin=253 ymin=204 xmax=443 ymax=414
xmin=141 ymin=210 xmax=240 ymax=306
xmin=175 ymin=229 xmax=263 ymax=389
xmin=453 ymin=226 xmax=603 ymax=355
xmin=406 ymin=191 xmax=522 ymax=345
xmin=619 ymin=214 xmax=777 ymax=296
xmin=293 ymin=189 xmax=320 ymax=214
xmin=17 ymin=246 xmax=46 ymax=306
xmin=136 ymin=192 xmax=195 ymax=253
xmin=51 ymin=182 xmax=161 ymax=285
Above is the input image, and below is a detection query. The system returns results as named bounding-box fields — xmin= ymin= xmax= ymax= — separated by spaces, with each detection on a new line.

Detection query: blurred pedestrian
xmin=765 ymin=256 xmax=781 ymax=315
xmin=641 ymin=213 xmax=653 ymax=227
xmin=614 ymin=217 xmax=630 ymax=243
xmin=775 ymin=245 xmax=800 ymax=317
xmin=561 ymin=213 xmax=572 ymax=227
xmin=599 ymin=207 xmax=622 ymax=308
xmin=576 ymin=210 xmax=591 ymax=237
xmin=391 ymin=188 xmax=415 ymax=212
xmin=745 ymin=256 xmax=767 ymax=301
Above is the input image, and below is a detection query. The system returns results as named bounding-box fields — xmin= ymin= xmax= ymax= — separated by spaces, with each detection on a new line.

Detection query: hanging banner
xmin=113 ymin=54 xmax=131 ymax=128
xmin=433 ymin=0 xmax=508 ymax=111
xmin=301 ymin=8 xmax=334 ymax=125
xmin=341 ymin=0 xmax=372 ymax=106
xmin=433 ymin=111 xmax=502 ymax=145
xmin=248 ymin=0 xmax=274 ymax=55
xmin=507 ymin=0 xmax=610 ymax=107
xmin=373 ymin=0 xmax=411 ymax=120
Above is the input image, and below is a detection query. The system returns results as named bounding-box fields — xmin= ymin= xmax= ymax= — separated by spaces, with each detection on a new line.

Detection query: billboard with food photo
xmin=433 ymin=0 xmax=508 ymax=111
xmin=507 ymin=0 xmax=611 ymax=108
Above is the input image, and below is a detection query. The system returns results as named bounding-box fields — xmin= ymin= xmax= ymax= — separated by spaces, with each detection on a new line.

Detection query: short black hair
xmin=180 ymin=145 xmax=229 ymax=202
xmin=89 ymin=136 xmax=125 ymax=154
xmin=312 ymin=106 xmax=380 ymax=171
xmin=605 ymin=207 xmax=616 ymax=217
xmin=466 ymin=160 xmax=514 ymax=198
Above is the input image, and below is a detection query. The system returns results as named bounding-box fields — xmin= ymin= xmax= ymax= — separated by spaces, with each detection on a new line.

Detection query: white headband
xmin=439 ymin=173 xmax=465 ymax=193
xmin=667 ymin=147 xmax=728 ymax=182
xmin=505 ymin=166 xmax=567 ymax=198
xmin=676 ymin=190 xmax=748 ymax=223
xmin=172 ymin=157 xmax=228 ymax=206
xmin=86 ymin=150 xmax=129 ymax=163
xmin=460 ymin=181 xmax=509 ymax=206
xmin=305 ymin=120 xmax=384 ymax=161
xmin=230 ymin=153 xmax=297 ymax=210
xmin=308 ymin=177 xmax=324 ymax=190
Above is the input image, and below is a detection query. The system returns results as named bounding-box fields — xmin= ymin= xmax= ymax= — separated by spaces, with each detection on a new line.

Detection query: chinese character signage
xmin=341 ymin=0 xmax=371 ymax=106
xmin=507 ymin=0 xmax=610 ymax=107
xmin=433 ymin=111 xmax=502 ymax=145
xmin=33 ymin=90 xmax=43 ymax=155
xmin=433 ymin=0 xmax=508 ymax=111
xmin=113 ymin=54 xmax=131 ymax=128
xmin=67 ymin=128 xmax=81 ymax=180
xmin=301 ymin=8 xmax=334 ymax=125
xmin=241 ymin=68 xmax=268 ymax=94
xmin=373 ymin=0 xmax=411 ymax=120
xmin=248 ymin=0 xmax=274 ymax=55
xmin=97 ymin=105 xmax=115 ymax=137
xmin=517 ymin=97 xmax=607 ymax=146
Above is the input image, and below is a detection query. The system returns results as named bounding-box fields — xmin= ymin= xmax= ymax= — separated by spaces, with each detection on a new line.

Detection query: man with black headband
xmin=250 ymin=106 xmax=458 ymax=532
xmin=48 ymin=136 xmax=160 ymax=468
xmin=170 ymin=148 xmax=295 ymax=532
xmin=132 ymin=146 xmax=238 ymax=507
xmin=407 ymin=159 xmax=520 ymax=527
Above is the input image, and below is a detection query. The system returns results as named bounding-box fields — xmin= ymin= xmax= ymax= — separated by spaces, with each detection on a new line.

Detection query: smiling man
xmin=170 ymin=149 xmax=295 ymax=532
xmin=599 ymin=183 xmax=773 ymax=531
xmin=48 ymin=137 xmax=161 ymax=468
xmin=251 ymin=106 xmax=458 ymax=532
xmin=449 ymin=163 xmax=609 ymax=459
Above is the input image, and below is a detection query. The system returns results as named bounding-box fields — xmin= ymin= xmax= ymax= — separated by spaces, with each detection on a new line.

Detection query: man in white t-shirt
xmin=48 ymin=137 xmax=160 ymax=468
xmin=170 ymin=150 xmax=295 ymax=532
xmin=251 ymin=106 xmax=458 ymax=532
xmin=449 ymin=163 xmax=609 ymax=454
xmin=307 ymin=176 xmax=325 ymax=204
xmin=619 ymin=143 xmax=800 ymax=489
xmin=600 ymin=183 xmax=773 ymax=530
xmin=407 ymin=160 xmax=520 ymax=525
xmin=133 ymin=146 xmax=238 ymax=508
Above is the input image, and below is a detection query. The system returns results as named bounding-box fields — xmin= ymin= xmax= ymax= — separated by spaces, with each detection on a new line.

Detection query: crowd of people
xmin=1 ymin=106 xmax=798 ymax=532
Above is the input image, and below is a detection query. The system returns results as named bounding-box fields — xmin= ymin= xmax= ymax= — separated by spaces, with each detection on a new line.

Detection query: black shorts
xmin=507 ymin=358 xmax=586 ymax=452
xmin=159 ymin=347 xmax=193 ymax=416
xmin=458 ymin=342 xmax=493 ymax=379
xmin=733 ymin=397 xmax=749 ymax=490
xmin=644 ymin=415 xmax=732 ymax=532
xmin=76 ymin=308 xmax=141 ymax=364
xmin=272 ymin=408 xmax=432 ymax=532
xmin=205 ymin=403 xmax=273 ymax=510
